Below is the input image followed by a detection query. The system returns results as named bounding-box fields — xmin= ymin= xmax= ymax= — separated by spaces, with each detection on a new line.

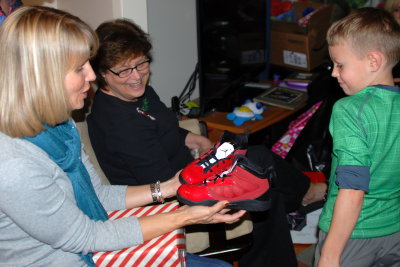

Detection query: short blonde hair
xmin=327 ymin=7 xmax=400 ymax=67
xmin=0 ymin=6 xmax=98 ymax=138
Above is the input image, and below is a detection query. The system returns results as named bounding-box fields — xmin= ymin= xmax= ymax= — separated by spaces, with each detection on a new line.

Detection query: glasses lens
xmin=137 ymin=61 xmax=150 ymax=71
xmin=115 ymin=60 xmax=150 ymax=78
xmin=118 ymin=69 xmax=132 ymax=78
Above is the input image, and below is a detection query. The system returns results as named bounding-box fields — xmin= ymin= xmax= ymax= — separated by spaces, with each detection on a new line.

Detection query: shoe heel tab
xmin=236 ymin=155 xmax=269 ymax=179
xmin=233 ymin=154 xmax=246 ymax=162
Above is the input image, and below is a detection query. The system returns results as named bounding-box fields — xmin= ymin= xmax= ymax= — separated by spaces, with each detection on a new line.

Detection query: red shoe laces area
xmin=201 ymin=173 xmax=230 ymax=185
xmin=197 ymin=147 xmax=233 ymax=173
xmin=201 ymin=159 xmax=239 ymax=185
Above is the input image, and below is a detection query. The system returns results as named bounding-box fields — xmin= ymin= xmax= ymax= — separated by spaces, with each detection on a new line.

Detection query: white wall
xmin=57 ymin=0 xmax=115 ymax=29
xmin=121 ymin=0 xmax=148 ymax=32
xmin=146 ymin=0 xmax=198 ymax=106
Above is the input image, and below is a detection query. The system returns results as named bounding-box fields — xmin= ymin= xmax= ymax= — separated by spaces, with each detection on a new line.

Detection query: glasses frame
xmin=107 ymin=59 xmax=150 ymax=78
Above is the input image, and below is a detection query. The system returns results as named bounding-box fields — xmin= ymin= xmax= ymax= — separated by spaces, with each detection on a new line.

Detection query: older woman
xmin=0 ymin=6 xmax=244 ymax=266
xmin=87 ymin=19 xmax=212 ymax=186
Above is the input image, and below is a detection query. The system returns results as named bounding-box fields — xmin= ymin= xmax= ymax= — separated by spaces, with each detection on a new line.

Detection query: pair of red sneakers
xmin=177 ymin=131 xmax=271 ymax=212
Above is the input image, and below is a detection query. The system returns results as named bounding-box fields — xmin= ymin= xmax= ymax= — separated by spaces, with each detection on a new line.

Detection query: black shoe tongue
xmin=220 ymin=131 xmax=248 ymax=148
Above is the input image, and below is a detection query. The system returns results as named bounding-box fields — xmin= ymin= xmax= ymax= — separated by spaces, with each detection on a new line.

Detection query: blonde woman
xmin=0 ymin=6 xmax=244 ymax=266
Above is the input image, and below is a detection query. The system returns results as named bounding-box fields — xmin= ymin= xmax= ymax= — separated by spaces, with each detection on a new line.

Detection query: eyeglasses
xmin=108 ymin=59 xmax=150 ymax=78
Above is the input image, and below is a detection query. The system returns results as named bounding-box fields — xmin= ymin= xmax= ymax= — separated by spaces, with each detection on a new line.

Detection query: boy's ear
xmin=367 ymin=51 xmax=383 ymax=72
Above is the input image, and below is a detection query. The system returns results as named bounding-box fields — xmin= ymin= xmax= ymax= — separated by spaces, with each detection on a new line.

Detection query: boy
xmin=314 ymin=7 xmax=400 ymax=267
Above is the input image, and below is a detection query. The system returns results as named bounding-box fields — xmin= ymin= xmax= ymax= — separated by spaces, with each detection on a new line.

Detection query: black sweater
xmin=87 ymin=86 xmax=193 ymax=186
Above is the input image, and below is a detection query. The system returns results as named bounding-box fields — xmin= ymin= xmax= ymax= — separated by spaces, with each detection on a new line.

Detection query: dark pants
xmin=186 ymin=253 xmax=232 ymax=267
xmin=239 ymin=146 xmax=310 ymax=267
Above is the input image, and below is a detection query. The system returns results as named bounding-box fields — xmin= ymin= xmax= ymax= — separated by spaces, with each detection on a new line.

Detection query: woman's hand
xmin=125 ymin=170 xmax=181 ymax=208
xmin=302 ymin=182 xmax=327 ymax=205
xmin=178 ymin=201 xmax=246 ymax=225
xmin=160 ymin=170 xmax=182 ymax=199
xmin=185 ymin=132 xmax=213 ymax=156
xmin=139 ymin=201 xmax=246 ymax=241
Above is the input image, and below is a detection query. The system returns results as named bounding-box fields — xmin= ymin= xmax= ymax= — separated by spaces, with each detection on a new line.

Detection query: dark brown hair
xmin=91 ymin=19 xmax=152 ymax=89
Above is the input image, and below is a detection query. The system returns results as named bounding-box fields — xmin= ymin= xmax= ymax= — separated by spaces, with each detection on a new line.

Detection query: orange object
xmin=302 ymin=171 xmax=327 ymax=183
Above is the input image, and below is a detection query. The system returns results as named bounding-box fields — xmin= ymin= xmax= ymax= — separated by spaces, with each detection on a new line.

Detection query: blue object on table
xmin=227 ymin=99 xmax=267 ymax=126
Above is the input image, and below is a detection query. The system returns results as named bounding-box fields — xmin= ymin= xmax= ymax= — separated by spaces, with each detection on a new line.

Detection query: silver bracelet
xmin=150 ymin=180 xmax=165 ymax=203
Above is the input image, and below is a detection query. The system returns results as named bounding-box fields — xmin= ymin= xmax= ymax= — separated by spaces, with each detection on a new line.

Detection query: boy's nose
xmin=331 ymin=67 xmax=339 ymax=78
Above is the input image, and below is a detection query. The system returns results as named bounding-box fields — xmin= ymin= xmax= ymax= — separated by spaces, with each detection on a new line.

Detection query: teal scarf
xmin=25 ymin=120 xmax=108 ymax=267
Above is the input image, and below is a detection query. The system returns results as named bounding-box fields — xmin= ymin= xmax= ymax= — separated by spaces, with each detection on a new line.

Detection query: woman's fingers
xmin=177 ymin=201 xmax=246 ymax=225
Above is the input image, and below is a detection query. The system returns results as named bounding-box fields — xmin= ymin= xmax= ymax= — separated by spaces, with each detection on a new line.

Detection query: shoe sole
xmin=176 ymin=193 xmax=271 ymax=212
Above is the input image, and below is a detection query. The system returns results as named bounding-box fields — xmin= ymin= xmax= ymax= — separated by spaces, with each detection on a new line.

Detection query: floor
xmin=231 ymin=243 xmax=315 ymax=267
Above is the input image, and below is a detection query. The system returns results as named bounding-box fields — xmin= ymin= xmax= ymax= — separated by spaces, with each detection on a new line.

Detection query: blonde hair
xmin=0 ymin=6 xmax=98 ymax=138
xmin=327 ymin=7 xmax=400 ymax=67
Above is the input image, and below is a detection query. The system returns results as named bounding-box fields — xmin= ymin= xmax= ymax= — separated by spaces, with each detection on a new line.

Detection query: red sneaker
xmin=179 ymin=131 xmax=248 ymax=184
xmin=177 ymin=154 xmax=271 ymax=212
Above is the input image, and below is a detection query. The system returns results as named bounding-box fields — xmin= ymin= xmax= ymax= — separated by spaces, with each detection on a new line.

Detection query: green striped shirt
xmin=319 ymin=85 xmax=400 ymax=238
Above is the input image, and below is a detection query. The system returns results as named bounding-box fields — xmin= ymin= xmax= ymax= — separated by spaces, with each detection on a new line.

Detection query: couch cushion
xmin=76 ymin=121 xmax=110 ymax=185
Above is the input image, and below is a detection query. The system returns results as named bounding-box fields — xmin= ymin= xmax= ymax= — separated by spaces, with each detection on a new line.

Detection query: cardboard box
xmin=93 ymin=202 xmax=186 ymax=267
xmin=270 ymin=2 xmax=334 ymax=71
